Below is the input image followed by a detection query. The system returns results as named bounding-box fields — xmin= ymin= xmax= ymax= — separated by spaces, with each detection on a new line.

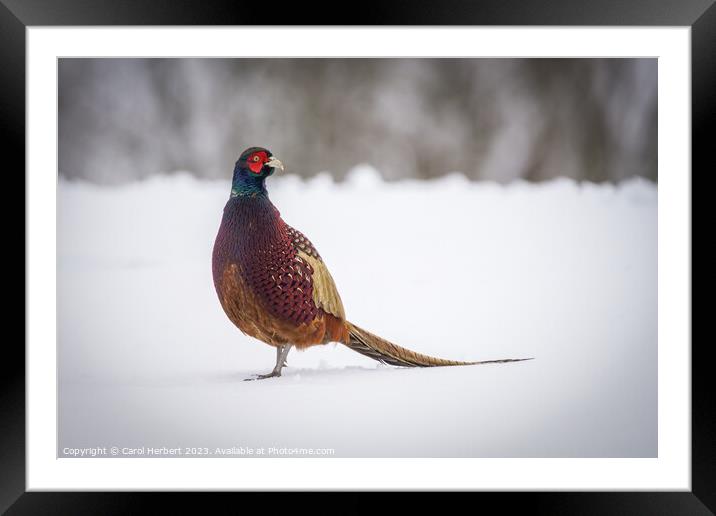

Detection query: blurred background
xmin=58 ymin=58 xmax=656 ymax=185
xmin=58 ymin=58 xmax=658 ymax=457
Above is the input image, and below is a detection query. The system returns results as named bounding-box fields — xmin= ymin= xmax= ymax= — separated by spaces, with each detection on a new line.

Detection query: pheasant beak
xmin=266 ymin=156 xmax=285 ymax=171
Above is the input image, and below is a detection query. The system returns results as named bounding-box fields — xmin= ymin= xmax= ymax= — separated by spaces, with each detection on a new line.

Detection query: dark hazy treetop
xmin=58 ymin=58 xmax=657 ymax=185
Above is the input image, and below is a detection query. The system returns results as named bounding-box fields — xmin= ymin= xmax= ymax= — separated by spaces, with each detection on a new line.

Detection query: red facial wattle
xmin=248 ymin=151 xmax=268 ymax=174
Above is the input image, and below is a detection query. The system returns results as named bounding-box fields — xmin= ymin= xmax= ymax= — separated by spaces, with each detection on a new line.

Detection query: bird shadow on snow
xmin=199 ymin=361 xmax=524 ymax=384
xmin=203 ymin=365 xmax=393 ymax=384
xmin=81 ymin=362 xmax=531 ymax=389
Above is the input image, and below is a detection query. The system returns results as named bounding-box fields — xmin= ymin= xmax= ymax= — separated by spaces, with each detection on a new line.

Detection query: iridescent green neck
xmin=231 ymin=173 xmax=267 ymax=197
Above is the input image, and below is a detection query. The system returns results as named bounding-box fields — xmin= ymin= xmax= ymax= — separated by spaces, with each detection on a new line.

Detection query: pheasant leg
xmin=244 ymin=344 xmax=293 ymax=381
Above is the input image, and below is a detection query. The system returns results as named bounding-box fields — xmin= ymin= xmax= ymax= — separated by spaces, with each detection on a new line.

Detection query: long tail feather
xmin=344 ymin=322 xmax=533 ymax=368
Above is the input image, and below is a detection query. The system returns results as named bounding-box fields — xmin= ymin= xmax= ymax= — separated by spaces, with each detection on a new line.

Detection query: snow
xmin=58 ymin=169 xmax=657 ymax=457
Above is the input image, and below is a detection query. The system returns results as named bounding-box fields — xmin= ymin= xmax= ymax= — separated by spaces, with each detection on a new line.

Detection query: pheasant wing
xmin=286 ymin=224 xmax=346 ymax=321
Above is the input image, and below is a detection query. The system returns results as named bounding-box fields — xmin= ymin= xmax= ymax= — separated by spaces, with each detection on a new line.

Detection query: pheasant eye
xmin=252 ymin=156 xmax=260 ymax=162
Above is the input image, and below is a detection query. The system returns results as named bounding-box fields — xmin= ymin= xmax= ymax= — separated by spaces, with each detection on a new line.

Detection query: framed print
xmin=5 ymin=0 xmax=710 ymax=513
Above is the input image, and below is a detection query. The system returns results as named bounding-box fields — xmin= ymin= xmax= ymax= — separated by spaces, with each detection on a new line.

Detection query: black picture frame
xmin=3 ymin=0 xmax=709 ymax=513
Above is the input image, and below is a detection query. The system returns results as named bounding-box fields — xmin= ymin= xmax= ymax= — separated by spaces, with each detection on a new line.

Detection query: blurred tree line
xmin=58 ymin=58 xmax=656 ymax=184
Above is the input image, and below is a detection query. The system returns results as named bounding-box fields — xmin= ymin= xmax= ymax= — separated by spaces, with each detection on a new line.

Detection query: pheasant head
xmin=231 ymin=147 xmax=284 ymax=197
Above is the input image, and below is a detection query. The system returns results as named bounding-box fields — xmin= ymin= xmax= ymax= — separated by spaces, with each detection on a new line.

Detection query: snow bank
xmin=58 ymin=170 xmax=657 ymax=457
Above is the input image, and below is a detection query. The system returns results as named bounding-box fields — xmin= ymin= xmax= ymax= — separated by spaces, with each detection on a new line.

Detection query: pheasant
xmin=212 ymin=147 xmax=530 ymax=380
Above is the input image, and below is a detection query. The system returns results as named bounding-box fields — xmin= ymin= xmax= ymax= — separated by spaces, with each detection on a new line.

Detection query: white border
xmin=28 ymin=27 xmax=691 ymax=490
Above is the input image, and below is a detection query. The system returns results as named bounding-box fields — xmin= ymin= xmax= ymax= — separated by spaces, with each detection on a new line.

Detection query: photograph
xmin=57 ymin=57 xmax=658 ymax=459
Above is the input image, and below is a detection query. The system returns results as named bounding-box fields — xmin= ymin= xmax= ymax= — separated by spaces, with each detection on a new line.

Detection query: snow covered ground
xmin=58 ymin=169 xmax=657 ymax=457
